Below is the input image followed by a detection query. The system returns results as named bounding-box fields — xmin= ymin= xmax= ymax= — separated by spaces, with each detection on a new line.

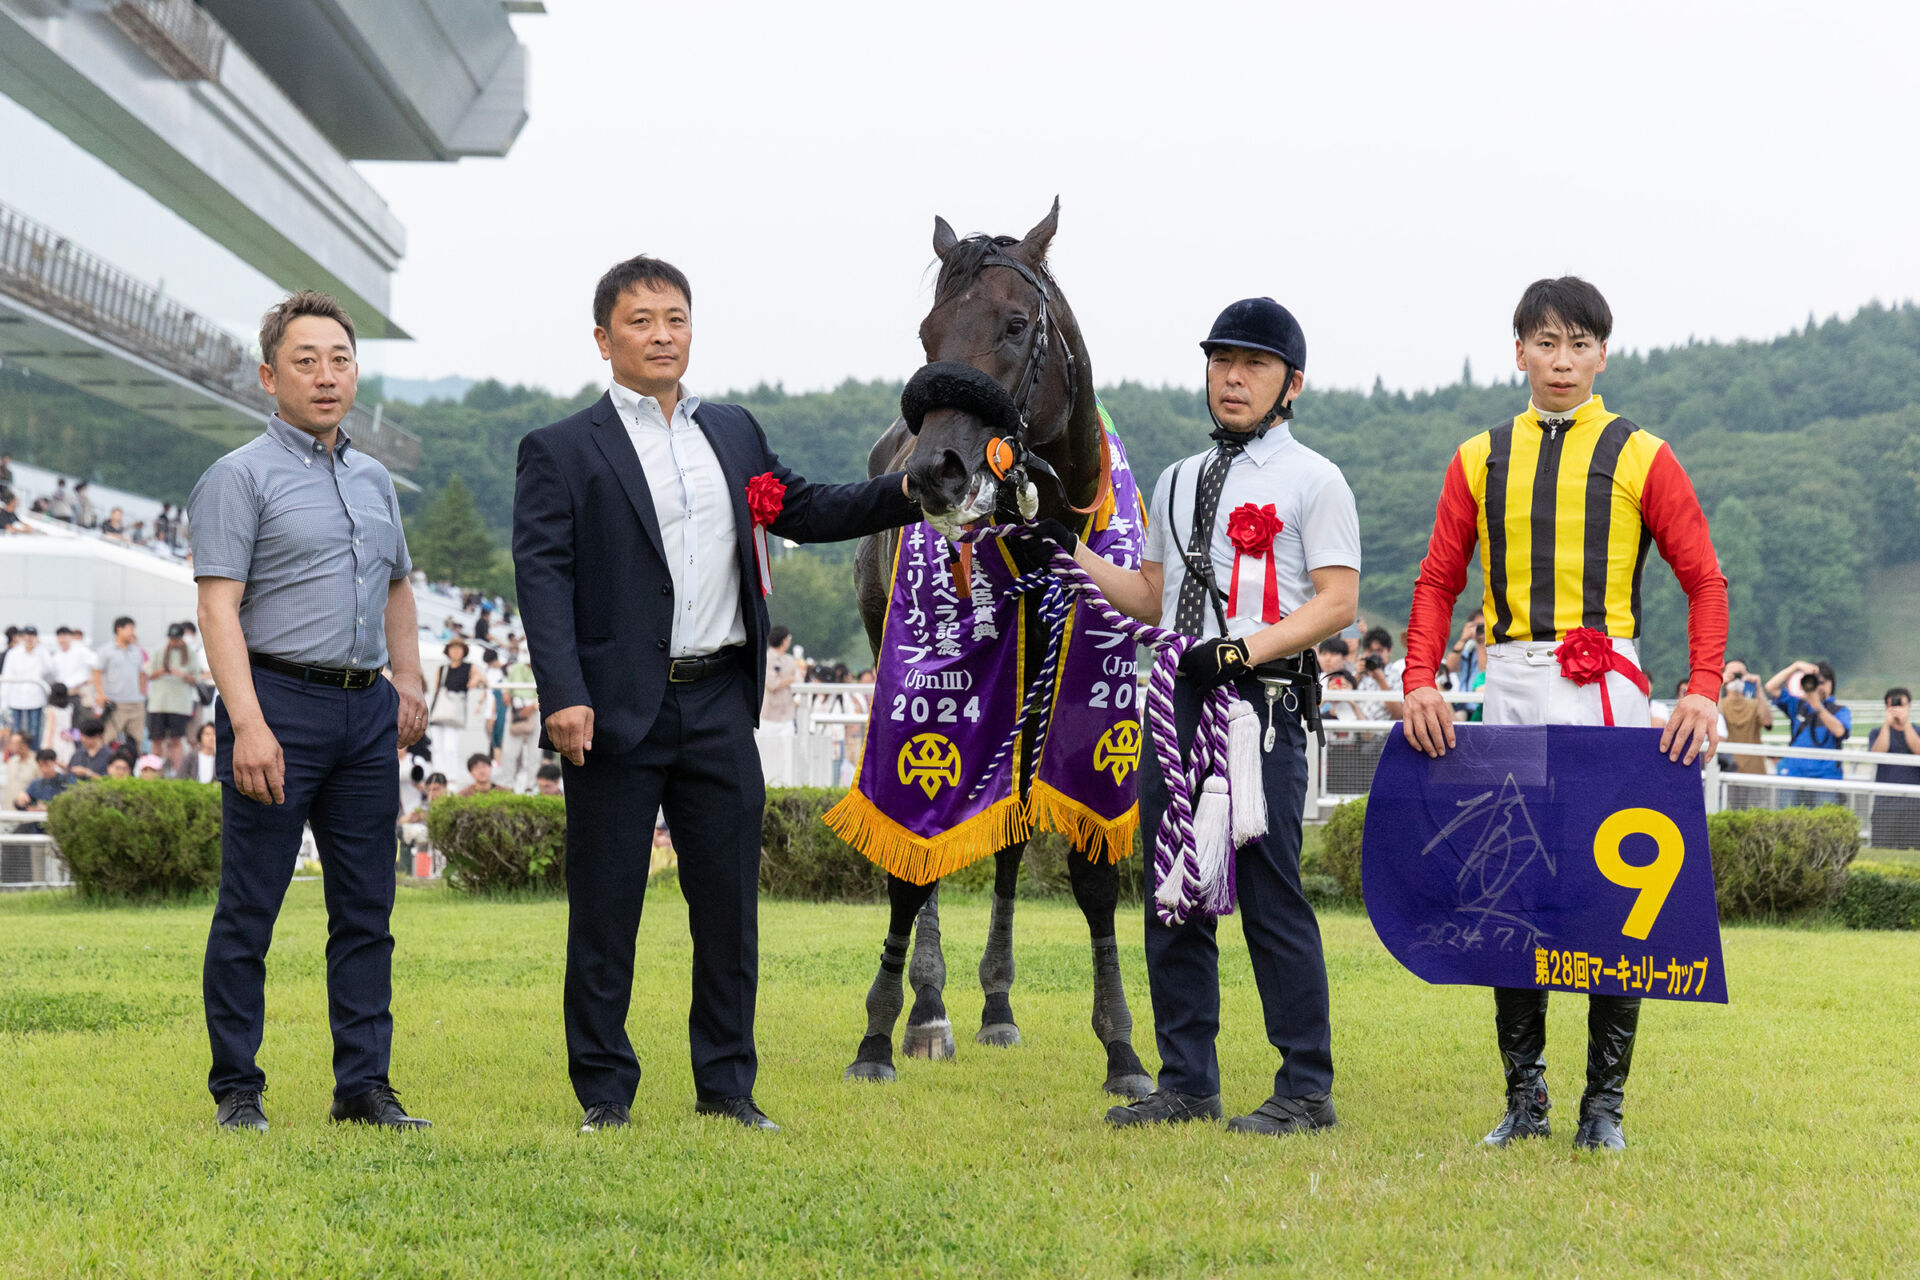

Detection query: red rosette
xmin=1224 ymin=502 xmax=1285 ymax=624
xmin=746 ymin=473 xmax=786 ymax=528
xmin=1554 ymin=627 xmax=1613 ymax=686
xmin=1227 ymin=502 xmax=1282 ymax=555
xmin=1554 ymin=626 xmax=1649 ymax=726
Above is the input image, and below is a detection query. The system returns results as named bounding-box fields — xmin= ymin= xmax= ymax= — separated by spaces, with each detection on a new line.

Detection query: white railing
xmin=108 ymin=0 xmax=227 ymax=81
xmin=0 ymin=812 xmax=70 ymax=890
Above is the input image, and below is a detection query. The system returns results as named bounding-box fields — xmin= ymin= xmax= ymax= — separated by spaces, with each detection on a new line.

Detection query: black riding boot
xmin=1575 ymin=995 xmax=1639 ymax=1151
xmin=1482 ymin=987 xmax=1551 ymax=1147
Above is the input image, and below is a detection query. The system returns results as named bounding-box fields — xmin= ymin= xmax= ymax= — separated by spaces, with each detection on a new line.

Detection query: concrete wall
xmin=0 ymin=526 xmax=197 ymax=645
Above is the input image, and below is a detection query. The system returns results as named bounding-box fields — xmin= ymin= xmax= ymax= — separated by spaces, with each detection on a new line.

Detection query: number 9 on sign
xmin=1591 ymin=808 xmax=1685 ymax=941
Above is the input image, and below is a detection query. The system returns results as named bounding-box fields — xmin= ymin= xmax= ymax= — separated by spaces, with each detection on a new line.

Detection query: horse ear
xmin=932 ymin=215 xmax=960 ymax=260
xmin=1012 ymin=196 xmax=1061 ymax=265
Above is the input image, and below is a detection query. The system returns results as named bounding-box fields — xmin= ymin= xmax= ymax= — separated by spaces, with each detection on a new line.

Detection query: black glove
xmin=1178 ymin=638 xmax=1252 ymax=691
xmin=1007 ymin=517 xmax=1080 ymax=574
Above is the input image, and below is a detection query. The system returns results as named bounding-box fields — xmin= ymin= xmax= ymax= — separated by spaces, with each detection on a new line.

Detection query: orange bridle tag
xmin=985 ymin=437 xmax=1016 ymax=480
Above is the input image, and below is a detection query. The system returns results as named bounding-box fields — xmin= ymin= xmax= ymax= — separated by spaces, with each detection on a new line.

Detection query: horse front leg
xmin=902 ymin=882 xmax=956 ymax=1060
xmin=846 ymin=874 xmax=938 ymax=1080
xmin=976 ymin=843 xmax=1025 ymax=1047
xmin=1069 ymin=849 xmax=1154 ymax=1099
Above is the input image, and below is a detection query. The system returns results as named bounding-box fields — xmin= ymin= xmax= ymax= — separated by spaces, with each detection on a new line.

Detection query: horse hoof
xmin=903 ymin=1020 xmax=956 ymax=1060
xmin=1104 ymin=1072 xmax=1155 ymax=1100
xmin=844 ymin=1060 xmax=897 ymax=1082
xmin=976 ymin=1022 xmax=1022 ymax=1048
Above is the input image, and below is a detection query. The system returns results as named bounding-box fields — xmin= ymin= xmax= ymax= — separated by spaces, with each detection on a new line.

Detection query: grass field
xmin=2 ymin=881 xmax=1916 ymax=1278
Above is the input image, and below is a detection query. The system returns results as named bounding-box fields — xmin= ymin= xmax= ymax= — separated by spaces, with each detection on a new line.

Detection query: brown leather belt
xmin=250 ymin=651 xmax=381 ymax=690
xmin=668 ymin=647 xmax=741 ymax=684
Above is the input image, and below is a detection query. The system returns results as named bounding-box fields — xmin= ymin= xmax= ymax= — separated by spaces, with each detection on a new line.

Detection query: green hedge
xmin=1835 ymin=860 xmax=1920 ymax=931
xmin=430 ymin=792 xmax=567 ymax=894
xmin=433 ymin=786 xmax=1342 ymax=906
xmin=759 ymin=787 xmax=887 ymax=901
xmin=1707 ymin=806 xmax=1858 ymax=920
xmin=45 ymin=779 xmax=222 ymax=900
xmin=1317 ymin=798 xmax=1366 ymax=901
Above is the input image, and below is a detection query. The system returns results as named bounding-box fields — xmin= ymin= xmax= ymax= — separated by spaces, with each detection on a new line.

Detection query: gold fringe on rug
xmin=823 ymin=788 xmax=1031 ymax=886
xmin=1028 ymin=782 xmax=1138 ymax=864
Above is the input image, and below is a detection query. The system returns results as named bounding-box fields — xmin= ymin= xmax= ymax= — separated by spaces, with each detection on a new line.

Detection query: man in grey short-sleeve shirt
xmin=1025 ymin=298 xmax=1359 ymax=1138
xmin=188 ymin=290 xmax=430 ymax=1134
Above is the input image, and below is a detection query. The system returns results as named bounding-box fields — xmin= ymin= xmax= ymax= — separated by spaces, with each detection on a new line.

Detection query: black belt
xmin=250 ymin=652 xmax=381 ymax=690
xmin=668 ymin=647 xmax=742 ymax=684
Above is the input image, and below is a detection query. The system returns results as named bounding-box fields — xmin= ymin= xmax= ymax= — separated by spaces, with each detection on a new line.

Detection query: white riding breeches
xmin=1479 ymin=636 xmax=1652 ymax=731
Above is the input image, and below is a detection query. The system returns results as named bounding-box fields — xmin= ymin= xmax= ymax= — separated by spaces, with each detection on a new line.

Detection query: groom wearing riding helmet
xmin=1026 ymin=298 xmax=1360 ymax=1135
xmin=1399 ymin=276 xmax=1727 ymax=1151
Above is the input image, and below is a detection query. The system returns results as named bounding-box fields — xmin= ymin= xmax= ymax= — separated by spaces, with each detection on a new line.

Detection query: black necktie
xmin=1173 ymin=432 xmax=1252 ymax=635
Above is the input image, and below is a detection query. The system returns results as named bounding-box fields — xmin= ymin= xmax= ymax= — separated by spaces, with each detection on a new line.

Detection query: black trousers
xmin=204 ymin=668 xmax=400 ymax=1100
xmin=561 ymin=665 xmax=765 ymax=1108
xmin=1139 ymin=673 xmax=1334 ymax=1099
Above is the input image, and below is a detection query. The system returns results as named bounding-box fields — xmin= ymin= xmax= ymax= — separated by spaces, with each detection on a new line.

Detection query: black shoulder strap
xmin=1168 ymin=454 xmax=1230 ymax=635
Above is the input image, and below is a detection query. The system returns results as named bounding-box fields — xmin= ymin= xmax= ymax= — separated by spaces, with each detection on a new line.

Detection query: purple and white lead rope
xmin=954 ymin=526 xmax=1258 ymax=925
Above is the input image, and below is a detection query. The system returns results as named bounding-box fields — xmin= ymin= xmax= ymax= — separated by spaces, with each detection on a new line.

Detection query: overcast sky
xmin=9 ymin=1 xmax=1919 ymax=400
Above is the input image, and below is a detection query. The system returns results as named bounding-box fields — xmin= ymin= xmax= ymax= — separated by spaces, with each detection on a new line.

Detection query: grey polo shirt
xmin=100 ymin=642 xmax=147 ymax=704
xmin=188 ymin=415 xmax=413 ymax=669
xmin=1142 ymin=424 xmax=1362 ymax=641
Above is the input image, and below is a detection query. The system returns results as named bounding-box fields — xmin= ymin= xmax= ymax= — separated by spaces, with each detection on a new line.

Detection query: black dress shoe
xmin=1482 ymin=1082 xmax=1552 ymax=1147
xmin=1573 ymin=1106 xmax=1627 ymax=1151
xmin=1105 ymin=1088 xmax=1223 ymax=1127
xmin=1227 ymin=1092 xmax=1337 ymax=1136
xmin=330 ymin=1084 xmax=432 ymax=1129
xmin=216 ymin=1089 xmax=268 ymax=1132
xmin=580 ymin=1102 xmax=631 ymax=1133
xmin=695 ymin=1096 xmax=779 ymax=1130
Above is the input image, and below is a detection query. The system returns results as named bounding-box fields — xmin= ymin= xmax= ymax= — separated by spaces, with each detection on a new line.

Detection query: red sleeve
xmin=1403 ymin=453 xmax=1479 ymax=694
xmin=1641 ymin=443 xmax=1727 ymax=700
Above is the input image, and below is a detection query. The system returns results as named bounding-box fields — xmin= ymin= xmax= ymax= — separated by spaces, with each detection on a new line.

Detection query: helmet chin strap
xmin=1204 ymin=360 xmax=1295 ymax=437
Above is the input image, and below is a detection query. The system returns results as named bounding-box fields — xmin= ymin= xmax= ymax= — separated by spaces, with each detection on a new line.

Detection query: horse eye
xmin=1006 ymin=318 xmax=1029 ymax=337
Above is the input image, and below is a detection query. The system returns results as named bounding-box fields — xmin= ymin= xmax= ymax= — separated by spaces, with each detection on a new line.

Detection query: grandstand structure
xmin=0 ymin=0 xmax=539 ymax=478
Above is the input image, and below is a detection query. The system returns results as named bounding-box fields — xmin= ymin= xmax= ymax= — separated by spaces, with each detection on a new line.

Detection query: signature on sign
xmin=1412 ymin=773 xmax=1555 ymax=955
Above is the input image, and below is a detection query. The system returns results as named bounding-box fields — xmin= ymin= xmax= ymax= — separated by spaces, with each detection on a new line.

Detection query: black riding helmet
xmin=1200 ymin=297 xmax=1306 ymax=431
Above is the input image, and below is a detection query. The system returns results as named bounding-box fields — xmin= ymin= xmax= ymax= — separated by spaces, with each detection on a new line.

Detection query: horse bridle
xmin=915 ymin=250 xmax=1076 ymax=458
xmin=978 ymin=250 xmax=1077 ymax=441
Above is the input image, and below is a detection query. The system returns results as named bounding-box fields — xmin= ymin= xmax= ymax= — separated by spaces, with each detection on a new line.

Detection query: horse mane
xmin=933 ymin=234 xmax=1056 ymax=304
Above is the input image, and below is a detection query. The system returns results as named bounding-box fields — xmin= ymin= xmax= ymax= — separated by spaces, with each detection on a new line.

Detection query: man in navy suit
xmin=514 ymin=256 xmax=917 ymax=1133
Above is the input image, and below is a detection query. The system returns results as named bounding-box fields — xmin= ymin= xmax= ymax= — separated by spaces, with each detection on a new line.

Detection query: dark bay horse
xmin=844 ymin=201 xmax=1152 ymax=1099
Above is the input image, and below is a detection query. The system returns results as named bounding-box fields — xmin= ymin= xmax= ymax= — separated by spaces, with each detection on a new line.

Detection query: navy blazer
xmin=512 ymin=392 xmax=916 ymax=755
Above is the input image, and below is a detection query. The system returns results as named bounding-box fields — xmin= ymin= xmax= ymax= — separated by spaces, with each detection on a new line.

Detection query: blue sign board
xmin=1361 ymin=725 xmax=1728 ymax=1003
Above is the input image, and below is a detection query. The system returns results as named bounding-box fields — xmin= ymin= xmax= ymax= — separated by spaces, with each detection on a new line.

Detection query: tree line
xmin=6 ymin=302 xmax=1918 ymax=689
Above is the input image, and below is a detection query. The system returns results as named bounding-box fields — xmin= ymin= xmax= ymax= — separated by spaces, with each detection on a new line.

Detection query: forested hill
xmin=3 ymin=302 xmax=1916 ymax=687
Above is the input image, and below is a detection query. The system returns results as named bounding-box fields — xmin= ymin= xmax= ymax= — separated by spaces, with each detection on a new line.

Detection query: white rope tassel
xmin=1191 ymin=777 xmax=1232 ymax=907
xmin=1154 ymin=857 xmax=1189 ymax=914
xmin=1226 ymin=698 xmax=1268 ymax=846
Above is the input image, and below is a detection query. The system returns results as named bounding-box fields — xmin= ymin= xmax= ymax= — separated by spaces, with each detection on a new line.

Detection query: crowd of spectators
xmin=3 ymin=614 xmax=211 ymax=824
xmin=0 ymin=456 xmax=193 ymax=561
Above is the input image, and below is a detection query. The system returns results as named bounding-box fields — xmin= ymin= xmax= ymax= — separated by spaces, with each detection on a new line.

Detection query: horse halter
xmin=912 ymin=250 xmax=1078 ymax=474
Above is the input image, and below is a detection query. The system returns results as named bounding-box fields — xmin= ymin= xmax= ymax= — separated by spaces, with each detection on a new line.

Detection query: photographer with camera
xmin=1764 ymin=660 xmax=1850 ymax=808
xmin=1866 ymin=689 xmax=1920 ymax=849
xmin=147 ymin=622 xmax=205 ymax=778
xmin=1717 ymin=660 xmax=1773 ymax=802
xmin=1355 ymin=626 xmax=1400 ymax=721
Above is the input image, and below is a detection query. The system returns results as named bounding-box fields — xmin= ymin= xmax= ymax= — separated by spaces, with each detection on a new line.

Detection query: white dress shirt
xmin=607 ymin=380 xmax=745 ymax=657
xmin=49 ymin=641 xmax=100 ymax=695
xmin=1142 ymin=424 xmax=1362 ymax=641
xmin=2 ymin=643 xmax=54 ymax=710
